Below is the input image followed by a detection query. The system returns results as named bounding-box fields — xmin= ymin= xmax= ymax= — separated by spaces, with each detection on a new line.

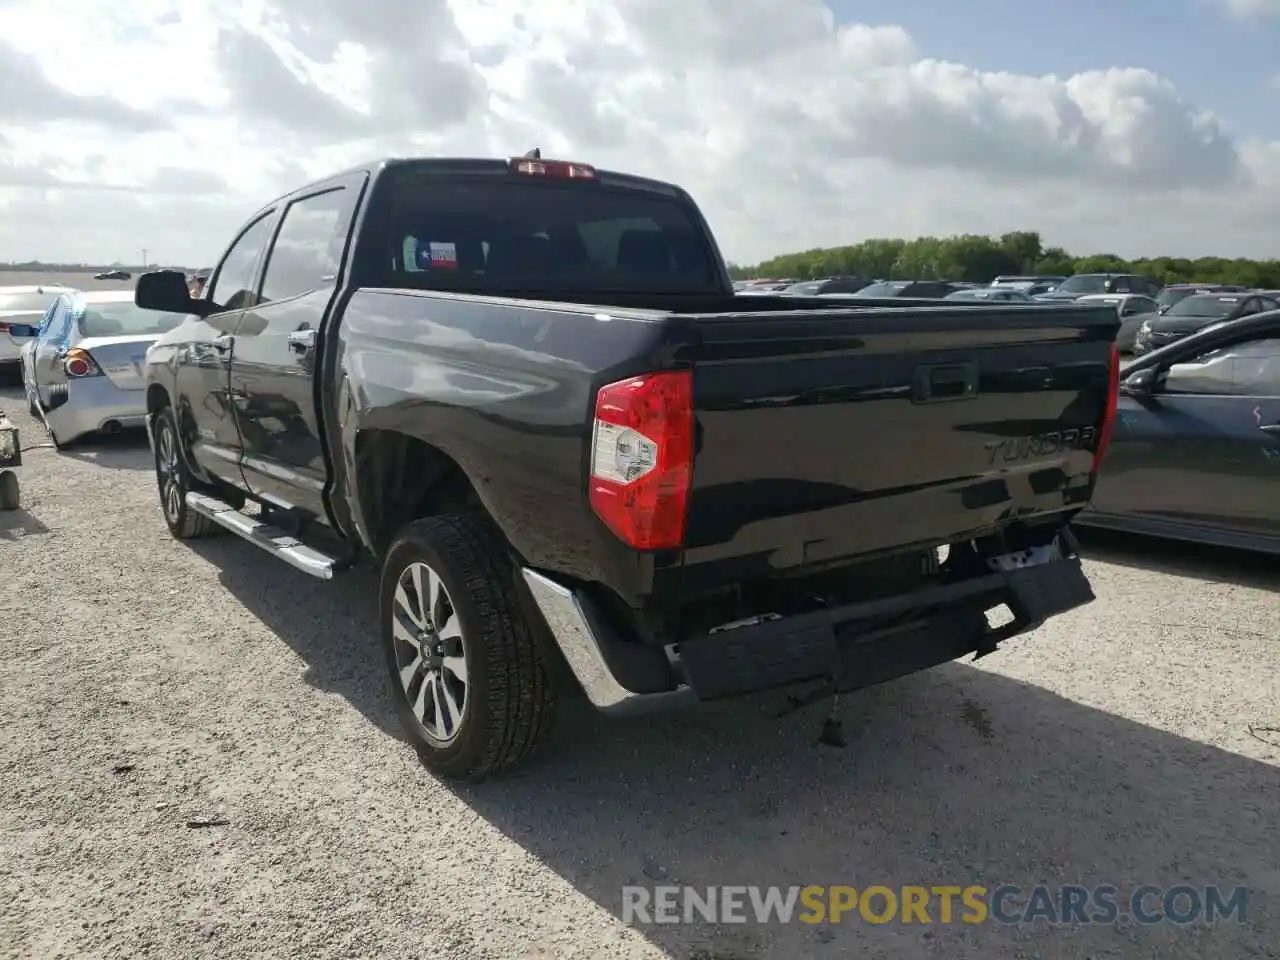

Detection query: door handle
xmin=287 ymin=328 xmax=316 ymax=353
xmin=1260 ymin=424 xmax=1280 ymax=433
xmin=212 ymin=335 xmax=234 ymax=352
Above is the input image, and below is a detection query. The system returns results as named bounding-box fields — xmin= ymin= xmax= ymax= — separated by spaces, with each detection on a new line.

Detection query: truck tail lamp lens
xmin=64 ymin=348 xmax=102 ymax=378
xmin=1092 ymin=343 xmax=1120 ymax=474
xmin=507 ymin=157 xmax=597 ymax=180
xmin=588 ymin=370 xmax=693 ymax=551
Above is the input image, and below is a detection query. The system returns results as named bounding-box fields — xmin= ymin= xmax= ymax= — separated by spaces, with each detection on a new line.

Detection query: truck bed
xmin=336 ymin=288 xmax=1118 ymax=616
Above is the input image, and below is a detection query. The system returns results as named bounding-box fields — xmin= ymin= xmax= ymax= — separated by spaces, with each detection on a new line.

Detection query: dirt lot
xmin=0 ymin=269 xmax=141 ymax=293
xmin=1 ymin=386 xmax=1277 ymax=960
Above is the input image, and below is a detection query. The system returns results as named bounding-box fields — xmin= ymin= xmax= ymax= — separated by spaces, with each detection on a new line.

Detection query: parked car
xmin=1076 ymin=308 xmax=1280 ymax=554
xmin=1074 ymin=294 xmax=1160 ymax=353
xmin=134 ymin=152 xmax=1115 ymax=781
xmin=1035 ymin=274 xmax=1162 ymax=301
xmin=943 ymin=288 xmax=1034 ymax=303
xmin=0 ymin=285 xmax=72 ymax=380
xmin=14 ymin=289 xmax=185 ymax=447
xmin=1155 ymin=283 xmax=1248 ymax=314
xmin=1133 ymin=292 xmax=1280 ymax=355
xmin=990 ymin=275 xmax=1066 ymax=293
xmin=778 ymin=277 xmax=868 ymax=296
xmin=851 ymin=280 xmax=959 ymax=298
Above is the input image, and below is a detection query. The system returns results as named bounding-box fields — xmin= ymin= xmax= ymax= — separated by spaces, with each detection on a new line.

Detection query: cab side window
xmin=258 ymin=188 xmax=353 ymax=303
xmin=207 ymin=213 xmax=276 ymax=312
xmin=1163 ymin=335 xmax=1280 ymax=397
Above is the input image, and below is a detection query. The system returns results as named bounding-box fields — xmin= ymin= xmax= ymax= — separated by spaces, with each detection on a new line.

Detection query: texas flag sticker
xmin=428 ymin=241 xmax=458 ymax=270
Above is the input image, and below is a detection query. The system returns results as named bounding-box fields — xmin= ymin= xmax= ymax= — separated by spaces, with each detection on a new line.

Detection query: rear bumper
xmin=44 ymin=378 xmax=147 ymax=441
xmin=521 ymin=541 xmax=1095 ymax=715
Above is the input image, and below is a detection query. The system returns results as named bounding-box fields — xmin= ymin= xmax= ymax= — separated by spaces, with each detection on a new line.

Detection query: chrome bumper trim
xmin=520 ymin=567 xmax=695 ymax=716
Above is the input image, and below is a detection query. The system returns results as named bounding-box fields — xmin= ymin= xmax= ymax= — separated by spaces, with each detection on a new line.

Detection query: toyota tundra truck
xmin=134 ymin=152 xmax=1120 ymax=781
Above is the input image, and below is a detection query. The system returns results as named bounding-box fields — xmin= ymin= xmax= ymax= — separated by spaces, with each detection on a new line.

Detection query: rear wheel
xmin=380 ymin=514 xmax=554 ymax=781
xmin=0 ymin=471 xmax=19 ymax=510
xmin=152 ymin=407 xmax=218 ymax=539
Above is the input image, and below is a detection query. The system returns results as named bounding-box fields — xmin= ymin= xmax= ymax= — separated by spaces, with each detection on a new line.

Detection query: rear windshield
xmin=0 ymin=291 xmax=59 ymax=315
xmin=364 ymin=173 xmax=722 ymax=294
xmin=855 ymin=282 xmax=910 ymax=297
xmin=76 ymin=301 xmax=185 ymax=336
xmin=782 ymin=281 xmax=824 ymax=295
xmin=1053 ymin=275 xmax=1110 ymax=295
xmin=1165 ymin=295 xmax=1239 ymax=318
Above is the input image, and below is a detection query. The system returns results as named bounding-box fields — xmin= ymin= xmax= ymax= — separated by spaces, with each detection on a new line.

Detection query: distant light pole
xmin=141 ymin=248 xmax=147 ymax=269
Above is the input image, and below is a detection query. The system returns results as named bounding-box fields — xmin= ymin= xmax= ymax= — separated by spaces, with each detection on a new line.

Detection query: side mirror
xmin=1119 ymin=368 xmax=1158 ymax=397
xmin=6 ymin=323 xmax=37 ymax=339
xmin=135 ymin=270 xmax=209 ymax=317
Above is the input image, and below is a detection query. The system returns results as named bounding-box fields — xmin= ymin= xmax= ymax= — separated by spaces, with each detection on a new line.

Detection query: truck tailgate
xmin=673 ymin=302 xmax=1118 ymax=581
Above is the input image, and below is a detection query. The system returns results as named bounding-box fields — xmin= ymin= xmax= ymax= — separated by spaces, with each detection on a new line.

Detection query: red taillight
xmin=508 ymin=157 xmax=597 ymax=180
xmin=1092 ymin=344 xmax=1121 ymax=473
xmin=588 ymin=370 xmax=694 ymax=550
xmin=64 ymin=348 xmax=101 ymax=378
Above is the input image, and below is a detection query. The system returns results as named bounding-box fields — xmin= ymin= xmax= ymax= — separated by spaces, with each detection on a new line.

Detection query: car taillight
xmin=64 ymin=348 xmax=102 ymax=378
xmin=1092 ymin=344 xmax=1120 ymax=473
xmin=588 ymin=370 xmax=694 ymax=550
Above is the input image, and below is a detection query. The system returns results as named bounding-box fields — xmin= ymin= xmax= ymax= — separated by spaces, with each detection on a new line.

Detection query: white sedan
xmin=17 ymin=289 xmax=185 ymax=448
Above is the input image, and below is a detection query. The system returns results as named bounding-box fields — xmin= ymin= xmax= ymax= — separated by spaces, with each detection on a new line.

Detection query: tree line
xmin=728 ymin=231 xmax=1280 ymax=288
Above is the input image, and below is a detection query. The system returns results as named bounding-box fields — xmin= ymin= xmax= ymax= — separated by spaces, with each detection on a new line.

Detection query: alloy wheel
xmin=155 ymin=421 xmax=183 ymax=523
xmin=391 ymin=561 xmax=469 ymax=743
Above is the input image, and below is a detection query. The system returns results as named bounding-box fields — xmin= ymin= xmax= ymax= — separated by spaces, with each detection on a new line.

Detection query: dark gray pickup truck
xmin=135 ymin=153 xmax=1120 ymax=780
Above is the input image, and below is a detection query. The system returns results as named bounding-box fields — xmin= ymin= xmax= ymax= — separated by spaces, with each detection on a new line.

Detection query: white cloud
xmin=1221 ymin=0 xmax=1280 ymax=17
xmin=0 ymin=0 xmax=1277 ymax=268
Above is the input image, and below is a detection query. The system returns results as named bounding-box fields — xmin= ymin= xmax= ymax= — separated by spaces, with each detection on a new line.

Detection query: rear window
xmin=0 ymin=291 xmax=59 ymax=315
xmin=782 ymin=281 xmax=824 ymax=295
xmin=76 ymin=301 xmax=184 ymax=336
xmin=1165 ymin=295 xmax=1238 ymax=318
xmin=367 ymin=173 xmax=721 ymax=294
xmin=1053 ymin=275 xmax=1110 ymax=295
xmin=855 ymin=282 xmax=910 ymax=297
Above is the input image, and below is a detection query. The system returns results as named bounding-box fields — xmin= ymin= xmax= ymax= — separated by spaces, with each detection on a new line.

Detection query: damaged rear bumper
xmin=520 ymin=541 xmax=1095 ymax=716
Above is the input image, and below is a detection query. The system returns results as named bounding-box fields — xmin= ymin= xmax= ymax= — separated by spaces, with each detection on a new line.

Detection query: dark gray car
xmin=1076 ymin=309 xmax=1280 ymax=554
xmin=1133 ymin=293 xmax=1280 ymax=355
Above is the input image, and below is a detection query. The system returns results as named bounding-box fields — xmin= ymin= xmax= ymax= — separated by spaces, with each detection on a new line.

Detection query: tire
xmin=26 ymin=389 xmax=38 ymax=418
xmin=380 ymin=514 xmax=555 ymax=781
xmin=0 ymin=471 xmax=19 ymax=511
xmin=152 ymin=406 xmax=219 ymax=539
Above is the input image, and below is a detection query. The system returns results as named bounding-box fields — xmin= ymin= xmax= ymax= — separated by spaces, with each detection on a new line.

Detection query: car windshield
xmin=1164 ymin=295 xmax=1239 ymax=319
xmin=1053 ymin=275 xmax=1109 ymax=295
xmin=76 ymin=300 xmax=185 ymax=336
xmin=368 ymin=168 xmax=722 ymax=294
xmin=781 ymin=281 xmax=824 ymax=295
xmin=0 ymin=291 xmax=59 ymax=316
xmin=1155 ymin=288 xmax=1199 ymax=309
xmin=855 ymin=282 xmax=909 ymax=297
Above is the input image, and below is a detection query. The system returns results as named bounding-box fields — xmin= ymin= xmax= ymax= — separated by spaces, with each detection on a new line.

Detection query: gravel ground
xmin=1 ymin=383 xmax=1277 ymax=960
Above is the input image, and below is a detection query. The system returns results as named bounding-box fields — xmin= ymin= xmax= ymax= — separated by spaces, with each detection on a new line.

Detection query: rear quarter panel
xmin=332 ymin=290 xmax=685 ymax=601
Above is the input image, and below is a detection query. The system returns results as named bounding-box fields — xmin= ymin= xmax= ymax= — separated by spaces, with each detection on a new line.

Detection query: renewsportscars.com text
xmin=621 ymin=884 xmax=1249 ymax=926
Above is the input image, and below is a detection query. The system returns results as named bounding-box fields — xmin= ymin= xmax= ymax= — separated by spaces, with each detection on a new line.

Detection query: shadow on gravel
xmin=184 ymin=530 xmax=1278 ymax=959
xmin=1075 ymin=526 xmax=1280 ymax=593
xmin=0 ymin=506 xmax=50 ymax=540
xmin=184 ymin=537 xmax=402 ymax=740
xmin=60 ymin=429 xmax=152 ymax=472
xmin=448 ymin=669 xmax=1279 ymax=959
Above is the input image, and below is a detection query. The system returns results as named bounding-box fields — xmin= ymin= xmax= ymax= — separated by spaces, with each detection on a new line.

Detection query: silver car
xmin=16 ymin=289 xmax=185 ymax=447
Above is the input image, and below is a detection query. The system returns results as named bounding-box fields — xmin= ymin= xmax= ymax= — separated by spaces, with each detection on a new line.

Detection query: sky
xmin=0 ymin=0 xmax=1278 ymax=268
